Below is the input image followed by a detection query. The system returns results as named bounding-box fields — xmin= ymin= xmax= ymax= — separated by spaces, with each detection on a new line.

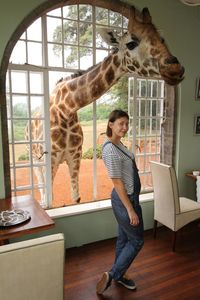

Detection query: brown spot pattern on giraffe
xmin=113 ymin=55 xmax=121 ymax=68
xmin=102 ymin=56 xmax=112 ymax=70
xmin=68 ymin=80 xmax=77 ymax=91
xmin=105 ymin=67 xmax=115 ymax=85
xmin=69 ymin=134 xmax=82 ymax=147
xmin=88 ymin=65 xmax=101 ymax=82
xmin=91 ymin=75 xmax=105 ymax=98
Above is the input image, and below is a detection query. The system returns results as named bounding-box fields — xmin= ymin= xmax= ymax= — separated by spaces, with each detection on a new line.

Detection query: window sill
xmin=46 ymin=193 xmax=154 ymax=219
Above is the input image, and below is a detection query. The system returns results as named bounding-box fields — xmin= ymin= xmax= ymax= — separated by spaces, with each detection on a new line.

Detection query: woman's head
xmin=106 ymin=109 xmax=129 ymax=137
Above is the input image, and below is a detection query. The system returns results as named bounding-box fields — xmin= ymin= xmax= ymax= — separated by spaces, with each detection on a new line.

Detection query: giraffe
xmin=29 ymin=6 xmax=184 ymax=204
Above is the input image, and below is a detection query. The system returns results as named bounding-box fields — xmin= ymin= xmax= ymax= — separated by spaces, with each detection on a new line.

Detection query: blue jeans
xmin=109 ymin=189 xmax=144 ymax=280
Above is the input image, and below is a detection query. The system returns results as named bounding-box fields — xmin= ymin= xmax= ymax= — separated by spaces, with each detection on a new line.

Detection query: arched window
xmin=1 ymin=1 xmax=175 ymax=209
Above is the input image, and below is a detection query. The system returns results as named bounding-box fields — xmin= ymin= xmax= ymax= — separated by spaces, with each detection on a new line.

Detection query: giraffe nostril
xmin=165 ymin=56 xmax=179 ymax=65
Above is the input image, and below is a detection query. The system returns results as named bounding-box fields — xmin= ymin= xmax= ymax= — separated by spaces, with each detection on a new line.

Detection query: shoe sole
xmin=117 ymin=280 xmax=136 ymax=290
xmin=96 ymin=272 xmax=110 ymax=294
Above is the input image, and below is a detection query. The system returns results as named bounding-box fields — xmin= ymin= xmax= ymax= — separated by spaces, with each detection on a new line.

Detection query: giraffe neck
xmin=52 ymin=50 xmax=160 ymax=115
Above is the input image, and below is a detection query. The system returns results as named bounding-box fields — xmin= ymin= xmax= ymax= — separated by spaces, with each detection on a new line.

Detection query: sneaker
xmin=116 ymin=276 xmax=136 ymax=290
xmin=96 ymin=272 xmax=112 ymax=294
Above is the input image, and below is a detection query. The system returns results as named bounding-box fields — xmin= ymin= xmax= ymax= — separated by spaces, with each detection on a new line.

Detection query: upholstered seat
xmin=0 ymin=233 xmax=65 ymax=300
xmin=150 ymin=161 xmax=200 ymax=251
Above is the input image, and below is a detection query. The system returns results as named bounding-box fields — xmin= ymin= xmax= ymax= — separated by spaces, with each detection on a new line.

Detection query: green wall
xmin=1 ymin=0 xmax=200 ymax=247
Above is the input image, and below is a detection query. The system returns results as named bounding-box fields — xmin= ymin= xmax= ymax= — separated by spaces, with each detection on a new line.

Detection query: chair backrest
xmin=150 ymin=161 xmax=180 ymax=230
xmin=0 ymin=233 xmax=65 ymax=300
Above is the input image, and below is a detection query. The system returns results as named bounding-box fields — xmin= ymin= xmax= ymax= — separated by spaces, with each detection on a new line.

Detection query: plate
xmin=0 ymin=209 xmax=31 ymax=227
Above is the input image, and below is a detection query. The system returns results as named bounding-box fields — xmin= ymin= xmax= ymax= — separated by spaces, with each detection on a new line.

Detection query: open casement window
xmin=128 ymin=78 xmax=176 ymax=193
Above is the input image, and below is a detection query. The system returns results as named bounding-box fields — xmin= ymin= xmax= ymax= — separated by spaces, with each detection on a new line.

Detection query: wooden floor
xmin=65 ymin=222 xmax=200 ymax=300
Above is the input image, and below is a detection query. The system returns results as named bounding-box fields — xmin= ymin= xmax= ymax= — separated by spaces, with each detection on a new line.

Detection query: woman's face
xmin=109 ymin=117 xmax=129 ymax=138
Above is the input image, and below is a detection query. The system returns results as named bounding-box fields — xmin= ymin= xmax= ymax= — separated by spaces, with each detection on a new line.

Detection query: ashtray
xmin=0 ymin=209 xmax=31 ymax=227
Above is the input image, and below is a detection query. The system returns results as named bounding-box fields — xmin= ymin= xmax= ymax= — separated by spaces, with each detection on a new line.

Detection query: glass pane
xmin=13 ymin=119 xmax=27 ymax=141
xmin=96 ymin=7 xmax=108 ymax=25
xmin=96 ymin=49 xmax=108 ymax=64
xmin=11 ymin=71 xmax=27 ymax=93
xmin=80 ymin=47 xmax=92 ymax=70
xmin=30 ymin=72 xmax=43 ymax=94
xmin=63 ymin=5 xmax=78 ymax=20
xmin=27 ymin=18 xmax=42 ymax=41
xmin=79 ymin=23 xmax=92 ymax=47
xmin=10 ymin=41 xmax=26 ymax=64
xmin=96 ymin=28 xmax=109 ymax=48
xmin=30 ymin=120 xmax=44 ymax=141
xmin=48 ymin=43 xmax=62 ymax=67
xmin=31 ymin=143 xmax=46 ymax=163
xmin=8 ymin=120 xmax=12 ymax=142
xmin=47 ymin=16 xmax=62 ymax=43
xmin=47 ymin=8 xmax=61 ymax=17
xmin=6 ymin=94 xmax=11 ymax=119
xmin=15 ymin=167 xmax=31 ymax=186
xmin=14 ymin=144 xmax=29 ymax=163
xmin=64 ymin=45 xmax=78 ymax=68
xmin=63 ymin=20 xmax=78 ymax=44
xmin=27 ymin=42 xmax=43 ymax=65
xmin=79 ymin=5 xmax=92 ymax=22
xmin=12 ymin=95 xmax=28 ymax=118
xmin=109 ymin=11 xmax=122 ymax=27
xmin=31 ymin=96 xmax=44 ymax=117
xmin=49 ymin=71 xmax=72 ymax=93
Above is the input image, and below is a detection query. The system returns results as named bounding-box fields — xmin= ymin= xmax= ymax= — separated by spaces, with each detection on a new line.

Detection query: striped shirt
xmin=102 ymin=140 xmax=135 ymax=195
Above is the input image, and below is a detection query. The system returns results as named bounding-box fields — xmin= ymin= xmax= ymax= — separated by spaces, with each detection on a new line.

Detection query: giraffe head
xmin=99 ymin=7 xmax=184 ymax=85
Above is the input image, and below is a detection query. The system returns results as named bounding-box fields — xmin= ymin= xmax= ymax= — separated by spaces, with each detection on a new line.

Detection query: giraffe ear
xmin=98 ymin=28 xmax=119 ymax=46
xmin=142 ymin=8 xmax=152 ymax=24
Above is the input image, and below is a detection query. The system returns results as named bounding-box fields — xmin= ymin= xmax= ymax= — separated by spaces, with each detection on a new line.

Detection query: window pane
xmin=12 ymin=95 xmax=28 ymax=118
xmin=31 ymin=96 xmax=44 ymax=117
xmin=63 ymin=5 xmax=78 ymax=20
xmin=28 ymin=42 xmax=43 ymax=65
xmin=48 ymin=43 xmax=62 ymax=67
xmin=14 ymin=144 xmax=29 ymax=163
xmin=109 ymin=11 xmax=122 ymax=27
xmin=13 ymin=119 xmax=27 ymax=141
xmin=79 ymin=5 xmax=92 ymax=22
xmin=11 ymin=71 xmax=27 ymax=93
xmin=79 ymin=23 xmax=92 ymax=47
xmin=30 ymin=72 xmax=43 ymax=94
xmin=63 ymin=20 xmax=78 ymax=44
xmin=10 ymin=41 xmax=26 ymax=64
xmin=47 ymin=8 xmax=61 ymax=17
xmin=64 ymin=45 xmax=78 ymax=68
xmin=49 ymin=71 xmax=72 ymax=93
xmin=96 ymin=49 xmax=108 ymax=64
xmin=80 ymin=47 xmax=93 ymax=69
xmin=15 ymin=167 xmax=31 ymax=186
xmin=27 ymin=18 xmax=42 ymax=41
xmin=96 ymin=7 xmax=108 ymax=25
xmin=47 ymin=16 xmax=62 ymax=43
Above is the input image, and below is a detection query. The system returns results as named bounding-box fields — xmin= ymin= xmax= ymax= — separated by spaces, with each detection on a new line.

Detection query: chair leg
xmin=172 ymin=231 xmax=177 ymax=252
xmin=153 ymin=220 xmax=158 ymax=238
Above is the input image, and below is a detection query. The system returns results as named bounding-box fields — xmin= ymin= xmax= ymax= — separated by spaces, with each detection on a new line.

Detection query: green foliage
xmin=18 ymin=153 xmax=29 ymax=161
xmin=107 ymin=77 xmax=128 ymax=111
xmin=82 ymin=144 xmax=102 ymax=159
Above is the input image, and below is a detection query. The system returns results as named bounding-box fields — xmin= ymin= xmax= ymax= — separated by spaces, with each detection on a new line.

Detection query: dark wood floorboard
xmin=65 ymin=221 xmax=200 ymax=300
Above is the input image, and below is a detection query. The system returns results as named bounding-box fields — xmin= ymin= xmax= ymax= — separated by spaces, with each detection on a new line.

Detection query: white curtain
xmin=179 ymin=0 xmax=200 ymax=6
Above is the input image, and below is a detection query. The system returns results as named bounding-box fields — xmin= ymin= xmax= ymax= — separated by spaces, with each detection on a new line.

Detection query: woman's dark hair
xmin=106 ymin=109 xmax=129 ymax=137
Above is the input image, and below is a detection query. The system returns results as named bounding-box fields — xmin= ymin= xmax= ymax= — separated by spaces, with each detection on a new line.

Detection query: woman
xmin=96 ymin=109 xmax=144 ymax=294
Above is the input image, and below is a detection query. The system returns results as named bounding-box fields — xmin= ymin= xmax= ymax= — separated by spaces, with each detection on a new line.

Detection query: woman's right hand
xmin=128 ymin=208 xmax=139 ymax=226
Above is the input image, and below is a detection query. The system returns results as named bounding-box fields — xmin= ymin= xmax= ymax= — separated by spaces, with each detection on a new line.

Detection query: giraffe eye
xmin=126 ymin=40 xmax=139 ymax=50
xmin=161 ymin=37 xmax=165 ymax=44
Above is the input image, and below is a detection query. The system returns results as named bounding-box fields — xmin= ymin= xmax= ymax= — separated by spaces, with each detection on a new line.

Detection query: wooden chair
xmin=150 ymin=161 xmax=200 ymax=251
